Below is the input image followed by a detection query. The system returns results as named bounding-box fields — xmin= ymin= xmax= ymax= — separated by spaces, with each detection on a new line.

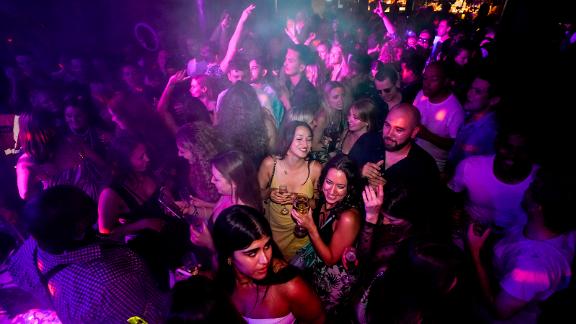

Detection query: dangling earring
xmin=227 ymin=257 xmax=232 ymax=266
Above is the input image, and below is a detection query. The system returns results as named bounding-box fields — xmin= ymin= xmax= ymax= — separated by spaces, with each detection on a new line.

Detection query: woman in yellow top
xmin=258 ymin=121 xmax=322 ymax=260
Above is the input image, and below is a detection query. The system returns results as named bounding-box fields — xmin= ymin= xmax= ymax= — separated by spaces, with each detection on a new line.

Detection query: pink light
xmin=435 ymin=109 xmax=447 ymax=122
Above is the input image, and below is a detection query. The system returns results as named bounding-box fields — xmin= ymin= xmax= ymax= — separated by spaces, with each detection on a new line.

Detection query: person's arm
xmin=220 ymin=4 xmax=255 ymax=73
xmin=16 ymin=153 xmax=37 ymax=200
xmin=257 ymin=155 xmax=274 ymax=200
xmin=358 ymin=184 xmax=383 ymax=260
xmin=417 ymin=125 xmax=455 ymax=150
xmin=97 ymin=188 xmax=164 ymax=238
xmin=157 ymin=70 xmax=189 ymax=134
xmin=284 ymin=18 xmax=300 ymax=44
xmin=467 ymin=224 xmax=529 ymax=319
xmin=293 ymin=208 xmax=361 ymax=266
xmin=374 ymin=1 xmax=396 ymax=36
xmin=283 ymin=275 xmax=326 ymax=324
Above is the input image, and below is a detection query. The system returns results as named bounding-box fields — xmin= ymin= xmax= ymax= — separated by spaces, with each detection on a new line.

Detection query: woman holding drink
xmin=291 ymin=154 xmax=363 ymax=319
xmin=258 ymin=121 xmax=322 ymax=260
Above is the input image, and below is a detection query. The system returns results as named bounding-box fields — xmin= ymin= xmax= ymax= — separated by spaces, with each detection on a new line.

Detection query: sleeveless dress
xmin=292 ymin=206 xmax=360 ymax=318
xmin=267 ymin=160 xmax=313 ymax=261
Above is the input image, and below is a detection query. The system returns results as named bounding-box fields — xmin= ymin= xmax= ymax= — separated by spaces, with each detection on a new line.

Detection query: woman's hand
xmin=167 ymin=70 xmax=190 ymax=88
xmin=189 ymin=196 xmax=215 ymax=208
xmin=190 ymin=222 xmax=214 ymax=251
xmin=467 ymin=223 xmax=491 ymax=259
xmin=175 ymin=200 xmax=195 ymax=215
xmin=374 ymin=1 xmax=385 ymax=18
xmin=363 ymin=184 xmax=383 ymax=224
xmin=291 ymin=207 xmax=316 ymax=233
xmin=270 ymin=188 xmax=294 ymax=205
xmin=239 ymin=4 xmax=256 ymax=24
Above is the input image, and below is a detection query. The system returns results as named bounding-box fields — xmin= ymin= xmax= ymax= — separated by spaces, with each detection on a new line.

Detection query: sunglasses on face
xmin=419 ymin=37 xmax=430 ymax=43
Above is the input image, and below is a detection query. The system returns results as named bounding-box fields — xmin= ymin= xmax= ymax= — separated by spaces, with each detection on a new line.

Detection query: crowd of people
xmin=1 ymin=1 xmax=575 ymax=323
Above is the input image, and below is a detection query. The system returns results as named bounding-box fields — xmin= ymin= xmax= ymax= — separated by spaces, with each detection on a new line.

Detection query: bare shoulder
xmin=17 ymin=152 xmax=34 ymax=167
xmin=338 ymin=208 xmax=362 ymax=225
xmin=260 ymin=155 xmax=277 ymax=171
xmin=99 ymin=187 xmax=122 ymax=204
xmin=310 ymin=160 xmax=323 ymax=177
xmin=278 ymin=273 xmax=313 ymax=300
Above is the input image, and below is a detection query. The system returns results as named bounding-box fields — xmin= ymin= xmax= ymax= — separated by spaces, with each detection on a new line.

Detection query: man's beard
xmin=384 ymin=137 xmax=411 ymax=152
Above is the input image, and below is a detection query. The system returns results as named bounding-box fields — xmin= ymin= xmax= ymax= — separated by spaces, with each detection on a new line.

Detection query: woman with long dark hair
xmin=258 ymin=121 xmax=322 ymax=261
xmin=212 ymin=205 xmax=325 ymax=324
xmin=188 ymin=150 xmax=263 ymax=253
xmin=291 ymin=154 xmax=363 ymax=318
xmin=98 ymin=133 xmax=188 ymax=290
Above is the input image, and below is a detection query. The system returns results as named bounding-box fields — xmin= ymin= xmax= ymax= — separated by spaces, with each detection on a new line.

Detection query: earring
xmin=227 ymin=257 xmax=232 ymax=266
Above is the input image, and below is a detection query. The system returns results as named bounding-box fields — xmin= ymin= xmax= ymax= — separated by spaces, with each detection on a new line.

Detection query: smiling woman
xmin=212 ymin=205 xmax=325 ymax=324
xmin=258 ymin=121 xmax=322 ymax=260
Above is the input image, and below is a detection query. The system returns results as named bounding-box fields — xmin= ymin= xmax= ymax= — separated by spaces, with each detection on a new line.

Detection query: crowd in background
xmin=1 ymin=1 xmax=576 ymax=323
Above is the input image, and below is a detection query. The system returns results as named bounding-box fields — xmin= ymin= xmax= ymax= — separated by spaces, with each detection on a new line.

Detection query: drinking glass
xmin=292 ymin=194 xmax=310 ymax=238
xmin=278 ymin=185 xmax=289 ymax=215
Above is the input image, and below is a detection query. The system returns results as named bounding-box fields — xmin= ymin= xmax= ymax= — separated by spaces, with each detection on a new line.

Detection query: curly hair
xmin=216 ymin=81 xmax=269 ymax=166
xmin=176 ymin=122 xmax=228 ymax=202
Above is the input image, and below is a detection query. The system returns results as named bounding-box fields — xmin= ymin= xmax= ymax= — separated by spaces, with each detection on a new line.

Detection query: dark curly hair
xmin=216 ymin=81 xmax=269 ymax=166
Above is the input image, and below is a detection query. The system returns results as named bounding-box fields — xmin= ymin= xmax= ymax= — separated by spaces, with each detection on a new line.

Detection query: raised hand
xmin=467 ymin=223 xmax=491 ymax=258
xmin=240 ymin=4 xmax=256 ymax=23
xmin=374 ymin=1 xmax=384 ymax=18
xmin=304 ymin=32 xmax=317 ymax=46
xmin=363 ymin=184 xmax=383 ymax=224
xmin=167 ymin=70 xmax=190 ymax=87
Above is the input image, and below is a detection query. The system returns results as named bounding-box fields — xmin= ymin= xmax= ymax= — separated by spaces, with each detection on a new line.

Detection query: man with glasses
xmin=374 ymin=65 xmax=405 ymax=114
xmin=417 ymin=29 xmax=433 ymax=51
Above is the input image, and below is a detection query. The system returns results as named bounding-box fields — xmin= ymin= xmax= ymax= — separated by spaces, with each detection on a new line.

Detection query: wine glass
xmin=292 ymin=194 xmax=309 ymax=238
xmin=278 ymin=185 xmax=289 ymax=215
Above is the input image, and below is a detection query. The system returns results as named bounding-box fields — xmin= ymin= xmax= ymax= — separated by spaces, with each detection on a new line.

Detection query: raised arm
xmin=467 ymin=224 xmax=528 ymax=319
xmin=219 ymin=4 xmax=256 ymax=73
xmin=358 ymin=184 xmax=383 ymax=259
xmin=157 ymin=70 xmax=190 ymax=134
xmin=374 ymin=2 xmax=396 ymax=37
xmin=16 ymin=153 xmax=37 ymax=200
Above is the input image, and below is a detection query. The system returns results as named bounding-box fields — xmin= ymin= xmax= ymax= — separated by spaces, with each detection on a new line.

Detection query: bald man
xmin=350 ymin=104 xmax=448 ymax=237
